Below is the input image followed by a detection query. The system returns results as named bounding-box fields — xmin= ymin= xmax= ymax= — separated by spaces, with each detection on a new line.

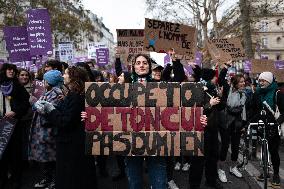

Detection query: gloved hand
xmin=40 ymin=101 xmax=56 ymax=113
xmin=34 ymin=100 xmax=46 ymax=114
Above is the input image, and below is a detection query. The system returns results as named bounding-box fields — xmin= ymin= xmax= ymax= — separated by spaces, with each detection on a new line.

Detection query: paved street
xmin=19 ymin=139 xmax=284 ymax=189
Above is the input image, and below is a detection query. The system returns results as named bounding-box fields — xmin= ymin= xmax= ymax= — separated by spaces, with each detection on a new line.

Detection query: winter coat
xmin=29 ymin=87 xmax=62 ymax=162
xmin=0 ymin=80 xmax=30 ymax=120
xmin=46 ymin=92 xmax=97 ymax=189
xmin=162 ymin=59 xmax=186 ymax=82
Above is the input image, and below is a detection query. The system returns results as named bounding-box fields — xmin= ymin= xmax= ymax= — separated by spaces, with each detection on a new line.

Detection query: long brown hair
xmin=66 ymin=67 xmax=90 ymax=94
xmin=231 ymin=74 xmax=245 ymax=90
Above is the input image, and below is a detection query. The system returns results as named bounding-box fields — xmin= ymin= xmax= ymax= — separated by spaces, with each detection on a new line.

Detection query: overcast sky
xmin=82 ymin=0 xmax=235 ymax=40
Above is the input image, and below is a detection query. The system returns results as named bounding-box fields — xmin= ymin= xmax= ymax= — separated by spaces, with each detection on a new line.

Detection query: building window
xmin=276 ymin=54 xmax=281 ymax=60
xmin=276 ymin=37 xmax=281 ymax=44
xmin=262 ymin=38 xmax=268 ymax=48
xmin=260 ymin=20 xmax=268 ymax=32
xmin=276 ymin=19 xmax=281 ymax=26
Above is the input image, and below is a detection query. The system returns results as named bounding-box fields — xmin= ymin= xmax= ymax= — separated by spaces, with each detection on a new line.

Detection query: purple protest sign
xmin=184 ymin=65 xmax=193 ymax=75
xmin=96 ymin=48 xmax=109 ymax=66
xmin=27 ymin=8 xmax=53 ymax=56
xmin=164 ymin=54 xmax=171 ymax=66
xmin=243 ymin=60 xmax=252 ymax=73
xmin=274 ymin=61 xmax=284 ymax=70
xmin=32 ymin=80 xmax=45 ymax=101
xmin=3 ymin=26 xmax=31 ymax=62
xmin=195 ymin=51 xmax=202 ymax=67
xmin=72 ymin=56 xmax=90 ymax=63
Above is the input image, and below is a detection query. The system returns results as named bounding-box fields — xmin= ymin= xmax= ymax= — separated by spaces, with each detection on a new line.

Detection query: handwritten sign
xmin=27 ymin=8 xmax=53 ymax=56
xmin=0 ymin=118 xmax=17 ymax=159
xmin=251 ymin=59 xmax=284 ymax=82
xmin=85 ymin=82 xmax=205 ymax=156
xmin=144 ymin=18 xmax=197 ymax=60
xmin=117 ymin=29 xmax=145 ymax=65
xmin=3 ymin=26 xmax=31 ymax=62
xmin=206 ymin=38 xmax=245 ymax=63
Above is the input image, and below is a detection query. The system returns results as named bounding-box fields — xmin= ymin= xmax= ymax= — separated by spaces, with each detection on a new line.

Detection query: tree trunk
xmin=210 ymin=0 xmax=219 ymax=38
xmin=239 ymin=0 xmax=254 ymax=58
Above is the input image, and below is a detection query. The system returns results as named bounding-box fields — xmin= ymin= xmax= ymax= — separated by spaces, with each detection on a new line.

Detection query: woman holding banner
xmin=0 ymin=63 xmax=30 ymax=189
xmin=33 ymin=66 xmax=97 ymax=189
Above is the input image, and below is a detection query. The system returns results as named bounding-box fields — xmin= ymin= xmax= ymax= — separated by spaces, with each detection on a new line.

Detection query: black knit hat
xmin=201 ymin=68 xmax=216 ymax=81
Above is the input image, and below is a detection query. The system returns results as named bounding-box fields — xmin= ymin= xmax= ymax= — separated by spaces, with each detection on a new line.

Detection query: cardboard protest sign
xmin=273 ymin=70 xmax=284 ymax=83
xmin=85 ymin=106 xmax=203 ymax=132
xmin=144 ymin=18 xmax=197 ymax=60
xmin=251 ymin=59 xmax=284 ymax=82
xmin=3 ymin=26 xmax=31 ymax=62
xmin=85 ymin=131 xmax=204 ymax=156
xmin=117 ymin=29 xmax=145 ymax=65
xmin=85 ymin=82 xmax=181 ymax=107
xmin=85 ymin=82 xmax=205 ymax=156
xmin=0 ymin=118 xmax=17 ymax=159
xmin=206 ymin=38 xmax=245 ymax=63
xmin=251 ymin=59 xmax=274 ymax=73
xmin=59 ymin=42 xmax=73 ymax=63
xmin=27 ymin=8 xmax=53 ymax=56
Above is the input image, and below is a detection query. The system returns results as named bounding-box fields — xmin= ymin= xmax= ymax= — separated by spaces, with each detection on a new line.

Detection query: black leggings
xmin=268 ymin=134 xmax=280 ymax=175
xmin=219 ymin=122 xmax=242 ymax=162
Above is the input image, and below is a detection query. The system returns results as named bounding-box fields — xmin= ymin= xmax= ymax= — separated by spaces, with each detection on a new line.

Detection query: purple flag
xmin=274 ymin=60 xmax=284 ymax=70
xmin=27 ymin=8 xmax=53 ymax=56
xmin=243 ymin=60 xmax=252 ymax=73
xmin=3 ymin=26 xmax=31 ymax=62
xmin=96 ymin=48 xmax=109 ymax=66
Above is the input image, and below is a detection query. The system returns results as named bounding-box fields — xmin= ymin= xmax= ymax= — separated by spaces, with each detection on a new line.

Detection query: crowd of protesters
xmin=0 ymin=48 xmax=283 ymax=189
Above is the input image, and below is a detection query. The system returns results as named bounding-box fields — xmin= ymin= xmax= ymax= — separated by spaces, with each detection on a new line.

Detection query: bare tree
xmin=239 ymin=0 xmax=254 ymax=58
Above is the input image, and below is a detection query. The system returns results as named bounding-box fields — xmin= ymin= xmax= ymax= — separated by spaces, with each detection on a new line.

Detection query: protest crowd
xmin=0 ymin=8 xmax=284 ymax=189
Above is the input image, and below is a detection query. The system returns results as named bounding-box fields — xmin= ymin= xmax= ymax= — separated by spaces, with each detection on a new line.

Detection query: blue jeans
xmin=125 ymin=156 xmax=167 ymax=189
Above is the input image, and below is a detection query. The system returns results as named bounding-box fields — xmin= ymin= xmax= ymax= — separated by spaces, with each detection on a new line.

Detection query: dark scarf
xmin=0 ymin=81 xmax=13 ymax=96
xmin=255 ymin=82 xmax=278 ymax=110
xmin=131 ymin=73 xmax=152 ymax=82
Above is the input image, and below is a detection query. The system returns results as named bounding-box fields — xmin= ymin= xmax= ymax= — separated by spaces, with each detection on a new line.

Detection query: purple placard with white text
xmin=3 ymin=26 xmax=31 ymax=62
xmin=243 ymin=60 xmax=252 ymax=73
xmin=96 ymin=48 xmax=109 ymax=66
xmin=195 ymin=51 xmax=202 ymax=67
xmin=274 ymin=61 xmax=284 ymax=70
xmin=27 ymin=8 xmax=53 ymax=56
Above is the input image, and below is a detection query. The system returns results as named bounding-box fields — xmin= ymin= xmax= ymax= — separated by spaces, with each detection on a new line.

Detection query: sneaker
xmin=168 ymin=180 xmax=179 ymax=189
xmin=218 ymin=169 xmax=227 ymax=183
xmin=256 ymin=173 xmax=270 ymax=181
xmin=182 ymin=163 xmax=190 ymax=171
xmin=229 ymin=166 xmax=243 ymax=178
xmin=34 ymin=179 xmax=49 ymax=188
xmin=44 ymin=182 xmax=55 ymax=189
xmin=174 ymin=162 xmax=181 ymax=171
xmin=270 ymin=174 xmax=280 ymax=188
